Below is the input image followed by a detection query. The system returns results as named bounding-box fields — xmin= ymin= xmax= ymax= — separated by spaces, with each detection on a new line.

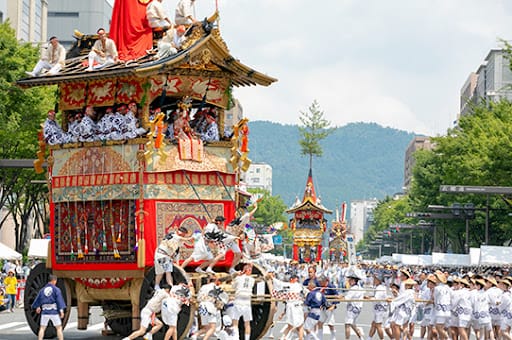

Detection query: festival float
xmin=16 ymin=1 xmax=276 ymax=339
xmin=329 ymin=202 xmax=348 ymax=262
xmin=286 ymin=169 xmax=332 ymax=263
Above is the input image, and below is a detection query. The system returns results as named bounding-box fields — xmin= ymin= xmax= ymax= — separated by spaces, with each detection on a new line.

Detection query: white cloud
xmin=161 ymin=0 xmax=512 ymax=135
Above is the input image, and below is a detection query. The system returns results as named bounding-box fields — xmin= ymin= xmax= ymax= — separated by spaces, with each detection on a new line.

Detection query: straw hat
xmin=427 ymin=274 xmax=438 ymax=284
xmin=499 ymin=279 xmax=512 ymax=287
xmin=434 ymin=271 xmax=447 ymax=284
xmin=399 ymin=268 xmax=411 ymax=278
xmin=403 ymin=278 xmax=417 ymax=286
xmin=486 ymin=277 xmax=498 ymax=286
xmin=475 ymin=278 xmax=486 ymax=287
xmin=459 ymin=278 xmax=470 ymax=287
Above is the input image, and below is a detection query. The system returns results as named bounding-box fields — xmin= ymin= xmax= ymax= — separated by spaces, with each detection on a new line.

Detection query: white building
xmin=460 ymin=49 xmax=512 ymax=117
xmin=0 ymin=0 xmax=48 ymax=43
xmin=349 ymin=199 xmax=378 ymax=243
xmin=47 ymin=0 xmax=112 ymax=47
xmin=243 ymin=162 xmax=272 ymax=194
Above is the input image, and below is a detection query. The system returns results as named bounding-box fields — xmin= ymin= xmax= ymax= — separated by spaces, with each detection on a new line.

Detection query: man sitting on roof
xmin=26 ymin=36 xmax=66 ymax=77
xmin=155 ymin=25 xmax=187 ymax=60
xmin=175 ymin=0 xmax=198 ymax=25
xmin=86 ymin=28 xmax=118 ymax=71
xmin=146 ymin=0 xmax=172 ymax=30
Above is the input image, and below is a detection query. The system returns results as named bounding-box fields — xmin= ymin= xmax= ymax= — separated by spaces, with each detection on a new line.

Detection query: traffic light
xmin=464 ymin=203 xmax=475 ymax=219
xmin=452 ymin=202 xmax=462 ymax=217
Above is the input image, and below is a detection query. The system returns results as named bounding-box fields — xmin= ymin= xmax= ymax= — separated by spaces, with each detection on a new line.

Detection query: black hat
xmin=215 ymin=216 xmax=226 ymax=222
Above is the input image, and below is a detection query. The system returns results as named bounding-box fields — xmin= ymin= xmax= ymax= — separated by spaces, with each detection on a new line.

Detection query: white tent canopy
xmin=479 ymin=245 xmax=512 ymax=265
xmin=432 ymin=252 xmax=470 ymax=267
xmin=28 ymin=239 xmax=50 ymax=258
xmin=0 ymin=242 xmax=22 ymax=260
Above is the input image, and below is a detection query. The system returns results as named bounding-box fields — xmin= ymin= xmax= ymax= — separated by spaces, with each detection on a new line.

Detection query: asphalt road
xmin=0 ymin=301 xmax=423 ymax=339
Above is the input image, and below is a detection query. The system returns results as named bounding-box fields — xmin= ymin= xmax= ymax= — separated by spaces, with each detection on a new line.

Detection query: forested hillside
xmin=247 ymin=121 xmax=417 ymax=212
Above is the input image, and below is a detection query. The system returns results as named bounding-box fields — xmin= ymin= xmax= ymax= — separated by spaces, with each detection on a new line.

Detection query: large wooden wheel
xmin=104 ymin=302 xmax=133 ymax=337
xmin=24 ymin=263 xmax=72 ymax=339
xmin=139 ymin=266 xmax=195 ymax=340
xmin=236 ymin=262 xmax=275 ymax=340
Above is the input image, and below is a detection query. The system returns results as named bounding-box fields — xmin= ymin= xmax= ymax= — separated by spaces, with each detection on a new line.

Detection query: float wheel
xmin=23 ymin=263 xmax=71 ymax=338
xmin=139 ymin=266 xmax=195 ymax=340
xmin=236 ymin=262 xmax=276 ymax=340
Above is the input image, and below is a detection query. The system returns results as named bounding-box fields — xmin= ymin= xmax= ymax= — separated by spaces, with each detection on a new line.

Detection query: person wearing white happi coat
xmin=87 ymin=28 xmax=118 ymax=71
xmin=471 ymin=279 xmax=493 ymax=340
xmin=175 ymin=0 xmax=197 ymax=25
xmin=433 ymin=271 xmax=451 ymax=340
xmin=498 ymin=279 xmax=512 ymax=337
xmin=97 ymin=108 xmax=114 ymax=140
xmin=122 ymin=284 xmax=171 ymax=340
xmin=343 ymin=274 xmax=365 ymax=339
xmin=26 ymin=36 xmax=66 ymax=77
xmin=268 ymin=272 xmax=306 ymax=340
xmin=389 ymin=278 xmax=416 ymax=340
xmin=67 ymin=113 xmax=81 ymax=143
xmin=230 ymin=264 xmax=256 ymax=340
xmin=450 ymin=278 xmax=472 ymax=340
xmin=195 ymin=275 xmax=225 ymax=340
xmin=161 ymin=283 xmax=191 ymax=340
xmin=419 ymin=275 xmax=437 ymax=340
xmin=109 ymin=106 xmax=126 ymax=141
xmin=124 ymin=102 xmax=146 ymax=139
xmin=369 ymin=274 xmax=389 ymax=340
xmin=485 ymin=277 xmax=503 ymax=336
xmin=78 ymin=106 xmax=99 ymax=142
xmin=43 ymin=110 xmax=70 ymax=145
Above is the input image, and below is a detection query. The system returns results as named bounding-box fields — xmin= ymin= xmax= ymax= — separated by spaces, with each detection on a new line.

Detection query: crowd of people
xmin=42 ymin=102 xmax=222 ymax=146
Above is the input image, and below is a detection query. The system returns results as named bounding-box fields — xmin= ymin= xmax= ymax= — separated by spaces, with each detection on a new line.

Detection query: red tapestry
xmin=110 ymin=0 xmax=153 ymax=61
xmin=60 ymin=82 xmax=87 ymax=110
xmin=116 ymin=77 xmax=145 ymax=104
xmin=54 ymin=200 xmax=136 ymax=264
xmin=87 ymin=80 xmax=116 ymax=106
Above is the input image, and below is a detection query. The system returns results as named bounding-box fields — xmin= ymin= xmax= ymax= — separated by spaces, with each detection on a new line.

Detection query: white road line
xmin=0 ymin=322 xmax=25 ymax=330
xmin=88 ymin=323 xmax=107 ymax=330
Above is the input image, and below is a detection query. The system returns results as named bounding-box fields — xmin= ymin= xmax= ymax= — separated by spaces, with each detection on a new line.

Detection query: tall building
xmin=460 ymin=72 xmax=478 ymax=117
xmin=224 ymin=98 xmax=243 ymax=135
xmin=0 ymin=0 xmax=48 ymax=43
xmin=403 ymin=136 xmax=433 ymax=191
xmin=349 ymin=199 xmax=378 ymax=243
xmin=242 ymin=162 xmax=272 ymax=194
xmin=460 ymin=49 xmax=512 ymax=116
xmin=47 ymin=0 xmax=112 ymax=47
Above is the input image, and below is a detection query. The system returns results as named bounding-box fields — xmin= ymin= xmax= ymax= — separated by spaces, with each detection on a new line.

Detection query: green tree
xmin=407 ymin=100 xmax=512 ymax=251
xmin=298 ymin=100 xmax=334 ymax=169
xmin=247 ymin=188 xmax=288 ymax=226
xmin=0 ymin=22 xmax=55 ymax=251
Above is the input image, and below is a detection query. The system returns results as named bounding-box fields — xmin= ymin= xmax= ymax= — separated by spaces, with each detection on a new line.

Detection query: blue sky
xmin=112 ymin=0 xmax=512 ymax=135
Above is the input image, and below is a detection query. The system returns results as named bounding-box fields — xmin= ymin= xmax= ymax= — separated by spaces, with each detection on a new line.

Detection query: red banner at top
xmin=110 ymin=0 xmax=153 ymax=61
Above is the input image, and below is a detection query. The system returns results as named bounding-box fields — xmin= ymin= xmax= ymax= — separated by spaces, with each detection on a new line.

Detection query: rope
xmin=182 ymin=170 xmax=212 ymax=219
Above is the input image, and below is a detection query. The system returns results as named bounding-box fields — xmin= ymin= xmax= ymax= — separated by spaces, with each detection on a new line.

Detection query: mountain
xmin=247 ymin=121 xmax=416 ymax=213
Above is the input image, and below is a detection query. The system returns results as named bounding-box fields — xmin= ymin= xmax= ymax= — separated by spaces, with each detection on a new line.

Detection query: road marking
xmin=0 ymin=322 xmax=25 ymax=330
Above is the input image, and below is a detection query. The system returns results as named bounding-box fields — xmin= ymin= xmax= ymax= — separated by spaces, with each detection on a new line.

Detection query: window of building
xmin=48 ymin=12 xmax=79 ymax=17
xmin=252 ymin=178 xmax=260 ymax=183
xmin=256 ymin=168 xmax=260 ymax=173
xmin=0 ymin=11 xmax=3 ymax=23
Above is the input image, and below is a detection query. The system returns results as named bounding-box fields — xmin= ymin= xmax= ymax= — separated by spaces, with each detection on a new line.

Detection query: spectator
xmin=4 ymin=269 xmax=17 ymax=312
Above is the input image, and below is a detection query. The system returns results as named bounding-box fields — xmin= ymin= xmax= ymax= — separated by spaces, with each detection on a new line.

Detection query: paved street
xmin=0 ymin=301 xmax=419 ymax=340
